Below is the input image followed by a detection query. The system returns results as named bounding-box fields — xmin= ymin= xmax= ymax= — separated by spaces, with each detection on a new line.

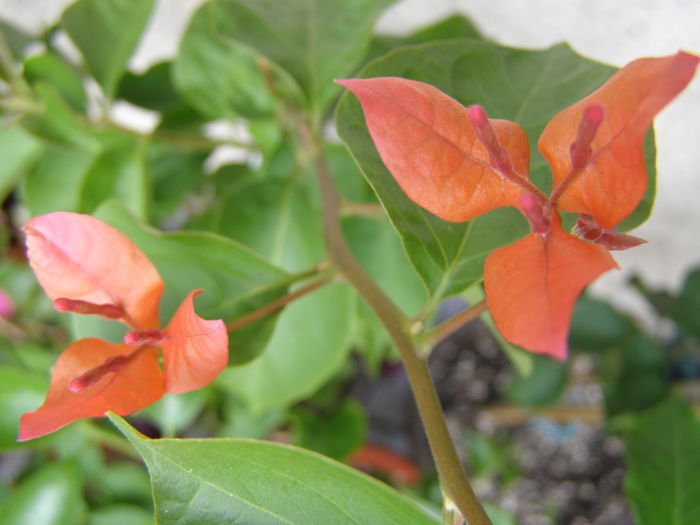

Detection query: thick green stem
xmin=312 ymin=136 xmax=491 ymax=524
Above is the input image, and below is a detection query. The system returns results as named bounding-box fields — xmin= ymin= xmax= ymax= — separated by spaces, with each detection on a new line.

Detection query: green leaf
xmin=61 ymin=0 xmax=155 ymax=98
xmin=0 ymin=120 xmax=42 ymax=202
xmin=569 ymin=295 xmax=636 ymax=352
xmin=0 ymin=365 xmax=47 ymax=449
xmin=505 ymin=355 xmax=566 ymax=407
xmin=79 ymin=135 xmax=149 ymax=218
xmin=217 ymin=282 xmax=355 ymax=410
xmin=22 ymin=144 xmax=99 ymax=215
xmin=173 ymin=1 xmax=279 ymax=120
xmin=673 ymin=267 xmax=700 ymax=340
xmin=368 ymin=14 xmax=482 ymax=62
xmin=24 ymin=51 xmax=87 ymax=111
xmin=191 ymin=0 xmax=394 ymax=123
xmin=291 ymin=400 xmax=367 ymax=461
xmin=0 ymin=462 xmax=87 ymax=525
xmin=624 ymin=397 xmax=700 ymax=525
xmin=141 ymin=390 xmax=208 ymax=438
xmin=336 ymin=41 xmax=657 ymax=301
xmin=109 ymin=413 xmax=440 ymax=524
xmin=89 ymin=505 xmax=153 ymax=525
xmin=117 ymin=62 xmax=180 ymax=111
xmin=75 ymin=200 xmax=293 ymax=365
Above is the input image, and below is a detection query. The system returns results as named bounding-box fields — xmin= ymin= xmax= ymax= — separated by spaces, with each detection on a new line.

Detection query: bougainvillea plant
xmin=3 ymin=0 xmax=700 ymax=523
xmin=19 ymin=212 xmax=228 ymax=440
xmin=338 ymin=51 xmax=699 ymax=359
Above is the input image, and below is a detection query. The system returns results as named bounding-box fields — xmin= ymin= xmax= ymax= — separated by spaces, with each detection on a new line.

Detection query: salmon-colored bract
xmin=341 ymin=51 xmax=699 ymax=358
xmin=19 ymin=213 xmax=229 ymax=441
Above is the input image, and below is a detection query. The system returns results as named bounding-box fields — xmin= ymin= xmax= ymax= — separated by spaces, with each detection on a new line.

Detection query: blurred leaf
xmin=217 ymin=282 xmax=355 ymax=410
xmin=61 ymin=0 xmax=155 ymax=98
xmin=0 ymin=120 xmax=42 ymax=202
xmin=141 ymin=390 xmax=208 ymax=437
xmin=22 ymin=144 xmax=97 ymax=215
xmin=188 ymin=0 xmax=394 ymax=123
xmin=368 ymin=14 xmax=482 ymax=61
xmin=89 ymin=505 xmax=152 ymax=525
xmin=173 ymin=1 xmax=278 ymax=120
xmin=0 ymin=366 xmax=47 ymax=449
xmin=24 ymin=51 xmax=87 ymax=111
xmin=629 ymin=274 xmax=676 ymax=319
xmin=505 ymin=355 xmax=567 ymax=407
xmin=291 ymin=400 xmax=367 ymax=461
xmin=77 ymin=201 xmax=291 ymax=365
xmin=109 ymin=413 xmax=441 ymax=524
xmin=216 ymin=392 xmax=285 ymax=439
xmin=673 ymin=267 xmax=700 ymax=340
xmin=624 ymin=397 xmax=700 ymax=525
xmin=21 ymin=82 xmax=98 ymax=148
xmin=89 ymin=463 xmax=152 ymax=508
xmin=569 ymin=295 xmax=635 ymax=352
xmin=117 ymin=62 xmax=179 ymax=111
xmin=0 ymin=462 xmax=87 ymax=525
xmin=0 ymin=20 xmax=34 ymax=62
xmin=336 ymin=41 xmax=657 ymax=301
xmin=79 ymin=135 xmax=149 ymax=218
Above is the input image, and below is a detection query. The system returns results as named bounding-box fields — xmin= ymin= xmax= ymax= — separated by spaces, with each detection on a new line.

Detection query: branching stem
xmin=308 ymin=126 xmax=491 ymax=524
xmin=423 ymin=299 xmax=489 ymax=349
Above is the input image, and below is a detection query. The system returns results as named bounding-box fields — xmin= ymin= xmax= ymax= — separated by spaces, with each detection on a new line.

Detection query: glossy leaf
xmin=338 ymin=77 xmax=529 ymax=222
xmin=61 ymin=0 xmax=155 ymax=98
xmin=197 ymin=0 xmax=393 ymax=120
xmin=109 ymin=413 xmax=441 ymax=524
xmin=625 ymin=397 xmax=700 ymax=525
xmin=484 ymin=219 xmax=616 ymax=358
xmin=161 ymin=290 xmax=228 ymax=394
xmin=24 ymin=211 xmax=164 ymax=330
xmin=19 ymin=339 xmax=163 ymax=441
xmin=84 ymin=201 xmax=291 ymax=365
xmin=540 ymin=52 xmax=699 ymax=228
xmin=337 ymin=41 xmax=632 ymax=299
xmin=0 ymin=462 xmax=86 ymax=525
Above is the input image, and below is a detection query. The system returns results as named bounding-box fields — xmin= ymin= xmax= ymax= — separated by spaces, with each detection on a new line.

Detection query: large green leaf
xmin=109 ymin=413 xmax=440 ymax=524
xmin=73 ymin=201 xmax=293 ymax=365
xmin=24 ymin=51 xmax=87 ymax=111
xmin=188 ymin=0 xmax=394 ymax=123
xmin=61 ymin=0 xmax=155 ymax=98
xmin=0 ymin=120 xmax=42 ymax=203
xmin=336 ymin=41 xmax=657 ymax=301
xmin=624 ymin=397 xmax=700 ymax=525
xmin=0 ymin=462 xmax=86 ymax=525
xmin=200 ymin=171 xmax=356 ymax=409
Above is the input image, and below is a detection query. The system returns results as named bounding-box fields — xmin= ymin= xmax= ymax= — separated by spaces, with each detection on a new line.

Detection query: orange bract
xmin=20 ymin=212 xmax=229 ymax=440
xmin=539 ymin=52 xmax=700 ymax=228
xmin=162 ymin=290 xmax=229 ymax=394
xmin=18 ymin=339 xmax=163 ymax=441
xmin=337 ymin=77 xmax=529 ymax=222
xmin=24 ymin=212 xmax=163 ymax=329
xmin=484 ymin=219 xmax=616 ymax=359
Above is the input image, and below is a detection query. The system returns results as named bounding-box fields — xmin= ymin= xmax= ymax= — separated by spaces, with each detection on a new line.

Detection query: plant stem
xmin=310 ymin=132 xmax=491 ymax=524
xmin=226 ymin=270 xmax=336 ymax=331
xmin=423 ymin=300 xmax=489 ymax=349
